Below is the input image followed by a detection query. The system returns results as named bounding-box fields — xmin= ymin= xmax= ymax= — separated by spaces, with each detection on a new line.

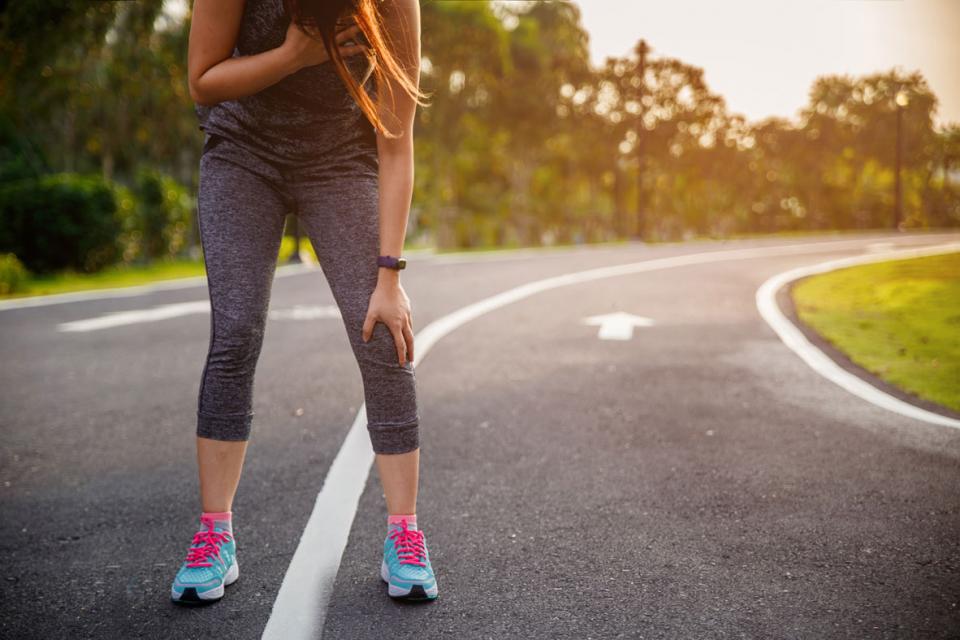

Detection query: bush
xmin=112 ymin=182 xmax=139 ymax=263
xmin=0 ymin=173 xmax=122 ymax=274
xmin=131 ymin=168 xmax=193 ymax=261
xmin=0 ymin=253 xmax=30 ymax=295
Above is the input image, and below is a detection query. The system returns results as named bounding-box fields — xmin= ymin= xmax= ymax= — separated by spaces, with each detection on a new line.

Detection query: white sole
xmin=380 ymin=558 xmax=439 ymax=599
xmin=171 ymin=559 xmax=239 ymax=602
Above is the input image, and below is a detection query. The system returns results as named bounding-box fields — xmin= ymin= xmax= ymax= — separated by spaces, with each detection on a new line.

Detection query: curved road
xmin=1 ymin=231 xmax=958 ymax=639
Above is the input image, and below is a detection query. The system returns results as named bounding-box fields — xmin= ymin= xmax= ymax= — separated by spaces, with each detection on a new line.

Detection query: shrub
xmin=0 ymin=173 xmax=122 ymax=274
xmin=0 ymin=253 xmax=30 ymax=295
xmin=112 ymin=182 xmax=140 ymax=263
xmin=132 ymin=168 xmax=193 ymax=261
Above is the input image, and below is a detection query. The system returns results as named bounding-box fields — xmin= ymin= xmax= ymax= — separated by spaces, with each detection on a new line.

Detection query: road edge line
xmin=755 ymin=242 xmax=960 ymax=430
xmin=0 ymin=262 xmax=321 ymax=312
xmin=263 ymin=234 xmax=960 ymax=640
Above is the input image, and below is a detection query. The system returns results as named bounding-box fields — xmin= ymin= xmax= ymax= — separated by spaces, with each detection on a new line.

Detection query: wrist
xmin=377 ymin=266 xmax=401 ymax=284
xmin=276 ymin=40 xmax=303 ymax=76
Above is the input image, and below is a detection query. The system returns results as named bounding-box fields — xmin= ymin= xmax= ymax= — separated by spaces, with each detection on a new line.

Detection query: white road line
xmin=0 ymin=235 xmax=942 ymax=313
xmin=0 ymin=245 xmax=551 ymax=312
xmin=756 ymin=242 xmax=960 ymax=430
xmin=56 ymin=303 xmax=342 ymax=332
xmin=262 ymin=233 xmax=959 ymax=640
xmin=57 ymin=301 xmax=211 ymax=332
xmin=0 ymin=262 xmax=319 ymax=312
xmin=267 ymin=305 xmax=341 ymax=321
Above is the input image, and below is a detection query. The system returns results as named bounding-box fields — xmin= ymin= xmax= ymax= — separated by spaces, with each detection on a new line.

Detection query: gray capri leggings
xmin=195 ymin=133 xmax=420 ymax=455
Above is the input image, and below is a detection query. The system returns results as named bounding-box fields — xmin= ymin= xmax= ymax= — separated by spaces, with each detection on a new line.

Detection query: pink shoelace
xmin=184 ymin=515 xmax=234 ymax=568
xmin=388 ymin=519 xmax=427 ymax=567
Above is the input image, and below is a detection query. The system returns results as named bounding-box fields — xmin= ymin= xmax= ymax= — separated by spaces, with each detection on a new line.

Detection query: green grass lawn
xmin=791 ymin=251 xmax=960 ymax=413
xmin=1 ymin=237 xmax=321 ymax=300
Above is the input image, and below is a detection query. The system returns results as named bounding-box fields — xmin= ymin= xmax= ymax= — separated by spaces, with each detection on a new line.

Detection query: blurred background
xmin=0 ymin=0 xmax=957 ymax=296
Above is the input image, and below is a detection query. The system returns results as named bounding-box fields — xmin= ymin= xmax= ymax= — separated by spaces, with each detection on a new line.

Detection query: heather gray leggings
xmin=195 ymin=133 xmax=419 ymax=455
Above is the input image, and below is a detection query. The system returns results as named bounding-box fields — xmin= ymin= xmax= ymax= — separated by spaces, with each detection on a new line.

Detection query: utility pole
xmin=893 ymin=88 xmax=909 ymax=230
xmin=634 ymin=39 xmax=649 ymax=240
xmin=287 ymin=214 xmax=302 ymax=264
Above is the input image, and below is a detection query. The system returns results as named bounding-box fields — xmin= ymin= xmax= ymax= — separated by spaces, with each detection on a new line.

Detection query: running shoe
xmin=170 ymin=514 xmax=238 ymax=604
xmin=380 ymin=518 xmax=439 ymax=600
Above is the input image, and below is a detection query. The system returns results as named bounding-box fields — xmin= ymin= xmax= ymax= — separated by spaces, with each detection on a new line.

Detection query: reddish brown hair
xmin=284 ymin=0 xmax=431 ymax=138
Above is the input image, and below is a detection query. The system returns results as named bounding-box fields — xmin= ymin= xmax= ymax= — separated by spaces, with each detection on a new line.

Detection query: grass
xmin=791 ymin=251 xmax=960 ymax=413
xmin=2 ymin=229 xmax=952 ymax=301
xmin=0 ymin=232 xmax=623 ymax=301
xmin=1 ymin=237 xmax=316 ymax=300
xmin=4 ymin=259 xmax=209 ymax=299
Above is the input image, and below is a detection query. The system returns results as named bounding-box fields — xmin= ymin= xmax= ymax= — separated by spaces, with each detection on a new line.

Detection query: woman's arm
xmin=361 ymin=0 xmax=422 ymax=366
xmin=373 ymin=0 xmax=420 ymax=264
xmin=187 ymin=0 xmax=369 ymax=107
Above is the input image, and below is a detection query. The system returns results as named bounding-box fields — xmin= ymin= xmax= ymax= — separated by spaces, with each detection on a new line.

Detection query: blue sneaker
xmin=170 ymin=515 xmax=238 ymax=604
xmin=380 ymin=518 xmax=439 ymax=600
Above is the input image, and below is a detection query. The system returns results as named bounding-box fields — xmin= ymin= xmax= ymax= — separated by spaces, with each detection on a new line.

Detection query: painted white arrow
xmin=581 ymin=312 xmax=655 ymax=340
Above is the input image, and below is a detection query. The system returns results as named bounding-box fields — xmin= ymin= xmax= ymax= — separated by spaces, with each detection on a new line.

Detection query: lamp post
xmin=634 ymin=39 xmax=649 ymax=241
xmin=287 ymin=214 xmax=302 ymax=264
xmin=894 ymin=88 xmax=909 ymax=230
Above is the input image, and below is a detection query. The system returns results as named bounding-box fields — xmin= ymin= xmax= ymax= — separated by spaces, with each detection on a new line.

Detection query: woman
xmin=170 ymin=0 xmax=437 ymax=604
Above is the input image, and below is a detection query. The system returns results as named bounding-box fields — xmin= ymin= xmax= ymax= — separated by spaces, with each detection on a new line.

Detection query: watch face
xmin=397 ymin=257 xmax=407 ymax=269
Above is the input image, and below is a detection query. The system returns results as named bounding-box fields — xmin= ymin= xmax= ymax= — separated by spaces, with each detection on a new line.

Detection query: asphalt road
xmin=2 ymin=231 xmax=959 ymax=640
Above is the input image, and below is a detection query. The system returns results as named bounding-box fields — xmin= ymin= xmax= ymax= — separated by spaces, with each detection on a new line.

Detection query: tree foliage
xmin=1 ymin=0 xmax=956 ymax=253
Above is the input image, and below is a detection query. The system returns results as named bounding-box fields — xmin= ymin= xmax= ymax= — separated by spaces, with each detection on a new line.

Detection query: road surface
xmin=1 ymin=231 xmax=958 ymax=639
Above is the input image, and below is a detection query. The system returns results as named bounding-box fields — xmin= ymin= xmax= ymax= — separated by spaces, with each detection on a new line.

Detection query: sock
xmin=201 ymin=510 xmax=233 ymax=534
xmin=387 ymin=513 xmax=417 ymax=531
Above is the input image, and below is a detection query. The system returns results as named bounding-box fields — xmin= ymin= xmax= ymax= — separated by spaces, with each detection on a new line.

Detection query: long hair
xmin=284 ymin=0 xmax=431 ymax=138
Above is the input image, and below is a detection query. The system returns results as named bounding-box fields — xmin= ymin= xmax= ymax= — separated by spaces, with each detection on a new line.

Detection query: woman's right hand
xmin=282 ymin=21 xmax=369 ymax=72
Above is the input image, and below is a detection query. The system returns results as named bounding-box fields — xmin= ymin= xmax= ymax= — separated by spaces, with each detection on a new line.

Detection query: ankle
xmin=201 ymin=510 xmax=233 ymax=533
xmin=387 ymin=513 xmax=417 ymax=530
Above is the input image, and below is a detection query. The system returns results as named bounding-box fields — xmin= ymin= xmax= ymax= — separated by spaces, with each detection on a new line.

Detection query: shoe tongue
xmin=199 ymin=517 xmax=232 ymax=534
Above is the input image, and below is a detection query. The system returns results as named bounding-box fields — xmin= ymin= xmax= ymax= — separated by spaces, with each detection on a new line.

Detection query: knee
xmin=210 ymin=313 xmax=268 ymax=373
xmin=354 ymin=320 xmax=414 ymax=371
xmin=368 ymin=416 xmax=420 ymax=455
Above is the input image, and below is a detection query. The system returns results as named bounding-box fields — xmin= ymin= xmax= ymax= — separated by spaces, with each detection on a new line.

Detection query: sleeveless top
xmin=195 ymin=0 xmax=379 ymax=173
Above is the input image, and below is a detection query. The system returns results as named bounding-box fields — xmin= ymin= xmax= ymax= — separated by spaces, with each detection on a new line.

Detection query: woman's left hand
xmin=362 ymin=278 xmax=415 ymax=366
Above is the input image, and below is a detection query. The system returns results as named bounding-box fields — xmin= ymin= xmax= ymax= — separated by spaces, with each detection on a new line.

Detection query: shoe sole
xmin=380 ymin=558 xmax=439 ymax=600
xmin=171 ymin=559 xmax=239 ymax=605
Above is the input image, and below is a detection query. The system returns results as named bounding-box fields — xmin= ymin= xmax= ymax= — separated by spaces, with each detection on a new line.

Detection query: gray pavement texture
xmin=1 ymin=231 xmax=959 ymax=640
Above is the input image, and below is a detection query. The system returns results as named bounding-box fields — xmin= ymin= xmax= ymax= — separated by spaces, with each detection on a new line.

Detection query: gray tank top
xmin=196 ymin=0 xmax=379 ymax=170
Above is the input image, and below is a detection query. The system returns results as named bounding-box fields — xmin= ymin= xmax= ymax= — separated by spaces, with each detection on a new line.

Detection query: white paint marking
xmin=756 ymin=242 xmax=960 ymax=429
xmin=268 ymin=305 xmax=341 ymax=321
xmin=582 ymin=312 xmax=654 ymax=340
xmin=57 ymin=301 xmax=210 ymax=332
xmin=0 ymin=236 xmax=946 ymax=313
xmin=866 ymin=241 xmax=896 ymax=253
xmin=0 ymin=262 xmax=321 ymax=312
xmin=57 ymin=302 xmax=343 ymax=332
xmin=260 ymin=407 xmax=375 ymax=639
xmin=263 ymin=233 xmax=960 ymax=640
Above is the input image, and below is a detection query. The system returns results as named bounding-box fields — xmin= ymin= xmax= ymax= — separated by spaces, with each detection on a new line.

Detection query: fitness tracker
xmin=377 ymin=255 xmax=407 ymax=270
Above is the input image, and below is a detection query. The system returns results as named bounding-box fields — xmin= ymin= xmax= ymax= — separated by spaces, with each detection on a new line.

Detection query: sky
xmin=573 ymin=0 xmax=960 ymax=129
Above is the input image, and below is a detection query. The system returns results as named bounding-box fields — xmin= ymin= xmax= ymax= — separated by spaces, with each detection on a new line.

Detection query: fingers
xmin=338 ymin=43 xmax=370 ymax=58
xmin=334 ymin=25 xmax=364 ymax=51
xmin=363 ymin=317 xmax=412 ymax=366
xmin=384 ymin=321 xmax=406 ymax=366
xmin=402 ymin=320 xmax=415 ymax=363
xmin=334 ymin=23 xmax=362 ymax=43
xmin=362 ymin=314 xmax=375 ymax=343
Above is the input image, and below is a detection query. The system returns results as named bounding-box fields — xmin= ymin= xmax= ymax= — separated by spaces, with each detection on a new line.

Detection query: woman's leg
xmin=293 ymin=173 xmax=421 ymax=514
xmin=195 ymin=140 xmax=289 ymax=512
xmin=196 ymin=439 xmax=249 ymax=513
xmin=375 ymin=447 xmax=419 ymax=515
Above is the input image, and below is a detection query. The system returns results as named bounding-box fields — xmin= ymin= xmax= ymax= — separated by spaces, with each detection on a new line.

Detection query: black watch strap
xmin=377 ymin=255 xmax=407 ymax=270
